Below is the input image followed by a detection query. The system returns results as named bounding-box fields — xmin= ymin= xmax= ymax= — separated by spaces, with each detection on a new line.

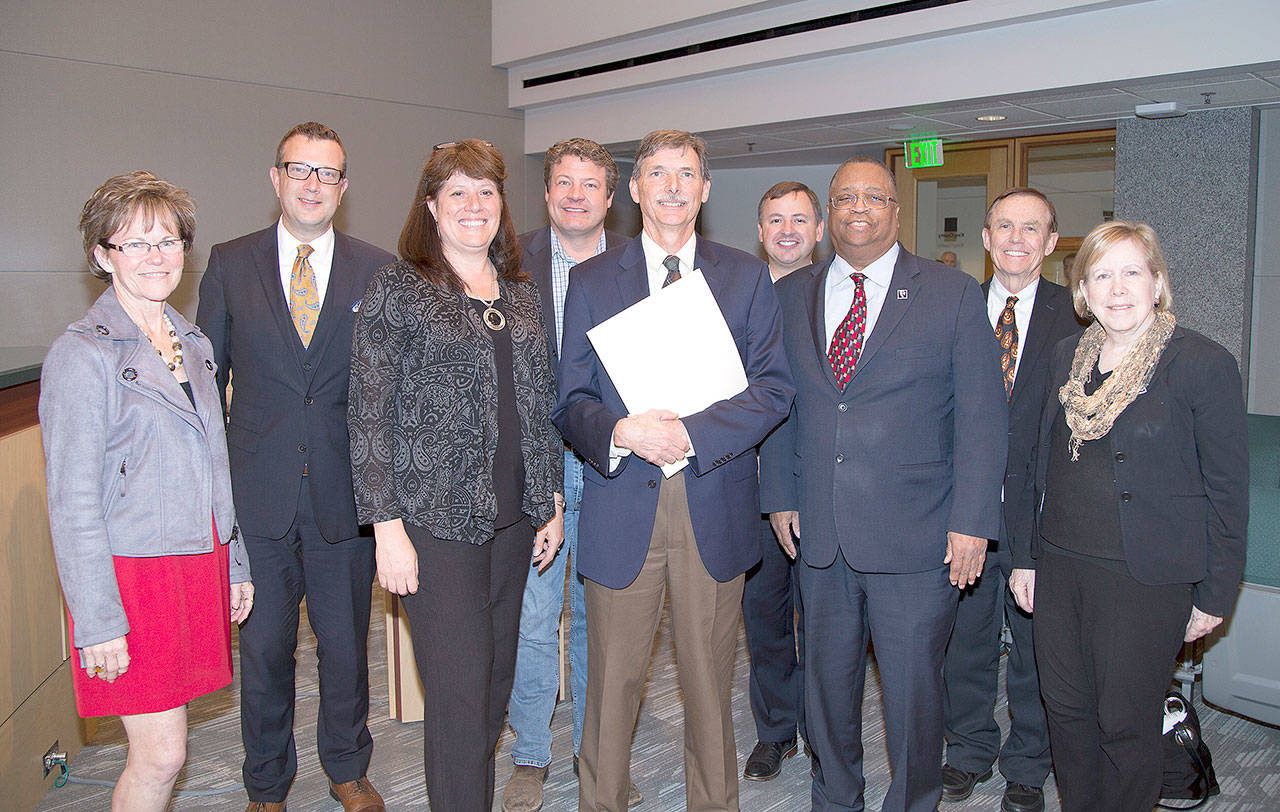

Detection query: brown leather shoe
xmin=245 ymin=803 xmax=286 ymax=812
xmin=329 ymin=777 xmax=385 ymax=812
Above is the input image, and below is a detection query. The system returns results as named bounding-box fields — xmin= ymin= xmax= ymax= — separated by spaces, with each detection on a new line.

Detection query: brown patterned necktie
xmin=996 ymin=295 xmax=1018 ymax=399
xmin=288 ymin=244 xmax=319 ymax=348
xmin=662 ymin=254 xmax=682 ymax=287
xmin=828 ymin=272 xmax=867 ymax=389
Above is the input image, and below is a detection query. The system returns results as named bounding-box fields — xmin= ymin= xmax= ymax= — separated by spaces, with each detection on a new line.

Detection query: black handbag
xmin=1157 ymin=689 xmax=1220 ymax=809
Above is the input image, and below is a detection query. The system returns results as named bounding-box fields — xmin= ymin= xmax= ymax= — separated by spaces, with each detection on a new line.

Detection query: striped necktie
xmin=662 ymin=254 xmax=682 ymax=287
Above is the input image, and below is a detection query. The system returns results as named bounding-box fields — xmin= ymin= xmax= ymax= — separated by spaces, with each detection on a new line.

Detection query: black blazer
xmin=519 ymin=226 xmax=626 ymax=360
xmin=1031 ymin=325 xmax=1249 ymax=617
xmin=983 ymin=278 xmax=1084 ymax=553
xmin=196 ymin=226 xmax=394 ymax=542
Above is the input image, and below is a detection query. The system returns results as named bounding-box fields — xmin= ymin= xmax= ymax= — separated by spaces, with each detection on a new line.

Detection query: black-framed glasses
xmin=103 ymin=238 xmax=187 ymax=257
xmin=277 ymin=161 xmax=345 ymax=185
xmin=433 ymin=140 xmax=494 ymax=152
xmin=830 ymin=192 xmax=896 ymax=210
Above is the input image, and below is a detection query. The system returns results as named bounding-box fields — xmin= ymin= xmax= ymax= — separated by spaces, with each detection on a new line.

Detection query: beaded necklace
xmin=143 ymin=313 xmax=184 ymax=371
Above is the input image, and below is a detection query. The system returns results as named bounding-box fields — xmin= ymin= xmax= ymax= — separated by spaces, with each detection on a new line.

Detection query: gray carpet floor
xmin=36 ymin=588 xmax=1280 ymax=810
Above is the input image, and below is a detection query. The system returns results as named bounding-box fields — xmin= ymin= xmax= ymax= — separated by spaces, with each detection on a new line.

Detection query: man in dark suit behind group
xmin=555 ymin=129 xmax=794 ymax=812
xmin=760 ymin=156 xmax=1007 ymax=812
xmin=197 ymin=121 xmax=394 ymax=812
xmin=741 ymin=181 xmax=826 ymax=782
xmin=941 ymin=188 xmax=1082 ymax=812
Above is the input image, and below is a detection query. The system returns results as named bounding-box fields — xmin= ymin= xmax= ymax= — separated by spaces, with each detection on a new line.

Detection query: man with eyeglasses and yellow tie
xmin=198 ymin=121 xmax=394 ymax=812
xmin=759 ymin=156 xmax=1007 ymax=812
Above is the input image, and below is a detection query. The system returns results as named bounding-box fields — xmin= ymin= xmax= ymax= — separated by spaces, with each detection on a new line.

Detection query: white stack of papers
xmin=586 ymin=270 xmax=747 ymax=476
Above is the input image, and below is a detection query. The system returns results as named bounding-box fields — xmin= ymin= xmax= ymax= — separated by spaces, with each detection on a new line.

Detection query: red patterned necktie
xmin=828 ymin=272 xmax=867 ymax=388
xmin=996 ymin=295 xmax=1019 ymax=399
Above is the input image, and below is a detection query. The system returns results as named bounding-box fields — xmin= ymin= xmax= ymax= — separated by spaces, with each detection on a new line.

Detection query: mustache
xmin=657 ymin=195 xmax=687 ymax=205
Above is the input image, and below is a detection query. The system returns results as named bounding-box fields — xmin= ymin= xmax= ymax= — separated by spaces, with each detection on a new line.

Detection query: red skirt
xmin=69 ymin=533 xmax=232 ymax=718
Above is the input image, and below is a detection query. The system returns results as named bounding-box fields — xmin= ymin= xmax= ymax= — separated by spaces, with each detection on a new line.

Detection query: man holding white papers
xmin=554 ymin=129 xmax=794 ymax=812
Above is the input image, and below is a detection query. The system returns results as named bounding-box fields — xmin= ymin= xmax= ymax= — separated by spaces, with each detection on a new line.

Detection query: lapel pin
xmin=351 ymin=299 xmax=362 ymax=313
xmin=897 ymin=289 xmax=908 ymax=300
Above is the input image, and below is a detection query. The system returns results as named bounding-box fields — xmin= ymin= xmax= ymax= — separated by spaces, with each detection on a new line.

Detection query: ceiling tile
xmin=1121 ymin=76 xmax=1280 ymax=106
xmin=1017 ymin=91 xmax=1148 ymax=119
xmin=907 ymin=104 xmax=1060 ymax=128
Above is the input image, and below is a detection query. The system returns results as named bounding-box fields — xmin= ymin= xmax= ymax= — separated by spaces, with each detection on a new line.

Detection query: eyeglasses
xmin=103 ymin=238 xmax=187 ymax=257
xmin=433 ymin=140 xmax=494 ymax=152
xmin=829 ymin=192 xmax=896 ymax=211
xmin=277 ymin=161 xmax=345 ymax=185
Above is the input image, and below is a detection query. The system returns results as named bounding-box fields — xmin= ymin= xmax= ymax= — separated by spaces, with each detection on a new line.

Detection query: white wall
xmin=0 ymin=0 xmax=524 ymax=349
xmin=1249 ymin=107 xmax=1280 ymax=415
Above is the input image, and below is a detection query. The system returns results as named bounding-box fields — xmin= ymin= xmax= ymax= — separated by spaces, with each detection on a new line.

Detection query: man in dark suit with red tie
xmin=555 ymin=129 xmax=794 ymax=812
xmin=940 ymin=188 xmax=1083 ymax=812
xmin=197 ymin=122 xmax=394 ymax=812
xmin=760 ymin=156 xmax=1007 ymax=812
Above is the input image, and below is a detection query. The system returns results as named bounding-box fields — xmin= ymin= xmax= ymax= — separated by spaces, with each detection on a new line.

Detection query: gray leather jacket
xmin=40 ymin=288 xmax=249 ymax=648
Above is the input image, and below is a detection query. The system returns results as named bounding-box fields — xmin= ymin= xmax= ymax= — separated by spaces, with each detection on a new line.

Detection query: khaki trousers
xmin=578 ymin=471 xmax=745 ymax=812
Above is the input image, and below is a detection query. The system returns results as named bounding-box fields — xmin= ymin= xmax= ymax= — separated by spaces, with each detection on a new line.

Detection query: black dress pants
xmin=1034 ymin=546 xmax=1192 ymax=812
xmin=400 ymin=519 xmax=534 ymax=812
xmin=943 ymin=534 xmax=1050 ymax=786
xmin=742 ymin=517 xmax=805 ymax=744
xmin=238 ymin=483 xmax=376 ymax=802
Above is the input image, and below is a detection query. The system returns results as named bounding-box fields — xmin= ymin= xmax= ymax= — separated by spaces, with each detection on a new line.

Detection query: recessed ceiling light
xmin=976 ymin=114 xmax=1007 ymax=122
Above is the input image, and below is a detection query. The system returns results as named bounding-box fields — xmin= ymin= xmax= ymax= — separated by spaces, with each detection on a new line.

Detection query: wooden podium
xmin=382 ymin=574 xmax=570 ymax=722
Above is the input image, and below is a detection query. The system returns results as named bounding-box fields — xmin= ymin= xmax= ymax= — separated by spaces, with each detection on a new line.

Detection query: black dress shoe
xmin=743 ymin=738 xmax=798 ymax=781
xmin=941 ymin=764 xmax=993 ymax=802
xmin=1001 ymin=781 xmax=1045 ymax=812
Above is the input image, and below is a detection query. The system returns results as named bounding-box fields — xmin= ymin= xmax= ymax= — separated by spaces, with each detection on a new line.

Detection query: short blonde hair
xmin=1069 ymin=220 xmax=1173 ymax=319
xmin=79 ymin=171 xmax=196 ymax=281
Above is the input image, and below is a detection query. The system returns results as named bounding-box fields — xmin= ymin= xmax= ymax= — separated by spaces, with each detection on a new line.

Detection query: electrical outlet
xmin=43 ymin=741 xmax=65 ymax=778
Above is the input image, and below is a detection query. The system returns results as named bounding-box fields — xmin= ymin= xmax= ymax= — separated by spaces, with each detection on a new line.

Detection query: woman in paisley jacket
xmin=348 ymin=139 xmax=564 ymax=811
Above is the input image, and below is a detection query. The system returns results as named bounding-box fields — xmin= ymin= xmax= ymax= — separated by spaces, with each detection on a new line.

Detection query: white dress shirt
xmin=609 ymin=231 xmax=700 ymax=468
xmin=986 ymin=274 xmax=1040 ymax=388
xmin=276 ymin=220 xmax=335 ymax=306
xmin=824 ymin=242 xmax=900 ymax=348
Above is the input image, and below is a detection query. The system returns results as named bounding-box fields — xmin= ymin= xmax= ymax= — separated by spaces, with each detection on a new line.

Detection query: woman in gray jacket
xmin=40 ymin=171 xmax=253 ymax=811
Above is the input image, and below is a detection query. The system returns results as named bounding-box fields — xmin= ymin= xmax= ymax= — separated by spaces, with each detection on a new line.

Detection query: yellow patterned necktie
xmin=288 ymin=244 xmax=319 ymax=348
xmin=996 ymin=295 xmax=1019 ymax=399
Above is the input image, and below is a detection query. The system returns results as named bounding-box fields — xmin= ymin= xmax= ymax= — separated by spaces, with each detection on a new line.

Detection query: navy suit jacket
xmin=983 ymin=277 xmax=1083 ymax=552
xmin=759 ymin=246 xmax=1007 ymax=572
xmin=553 ymin=234 xmax=795 ymax=589
xmin=519 ymin=226 xmax=626 ymax=360
xmin=197 ymin=225 xmax=395 ymax=542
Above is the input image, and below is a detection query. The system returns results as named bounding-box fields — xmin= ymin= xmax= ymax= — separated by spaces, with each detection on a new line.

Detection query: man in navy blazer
xmin=759 ymin=157 xmax=1006 ymax=812
xmin=197 ymin=122 xmax=394 ymax=812
xmin=941 ymin=189 xmax=1083 ymax=812
xmin=555 ymin=129 xmax=794 ymax=812
xmin=502 ymin=137 xmax=631 ymax=812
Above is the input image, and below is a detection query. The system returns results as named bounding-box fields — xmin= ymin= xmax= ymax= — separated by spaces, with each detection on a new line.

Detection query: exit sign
xmin=904 ymin=139 xmax=944 ymax=168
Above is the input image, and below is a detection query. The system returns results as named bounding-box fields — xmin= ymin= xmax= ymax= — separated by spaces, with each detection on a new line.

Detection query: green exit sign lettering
xmin=904 ymin=139 xmax=944 ymax=168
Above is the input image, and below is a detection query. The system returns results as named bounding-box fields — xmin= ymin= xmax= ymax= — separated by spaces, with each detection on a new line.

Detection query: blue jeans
xmin=507 ymin=449 xmax=587 ymax=767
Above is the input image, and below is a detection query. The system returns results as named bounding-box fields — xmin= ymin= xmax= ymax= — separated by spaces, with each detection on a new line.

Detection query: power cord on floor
xmin=60 ymin=771 xmax=246 ymax=798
